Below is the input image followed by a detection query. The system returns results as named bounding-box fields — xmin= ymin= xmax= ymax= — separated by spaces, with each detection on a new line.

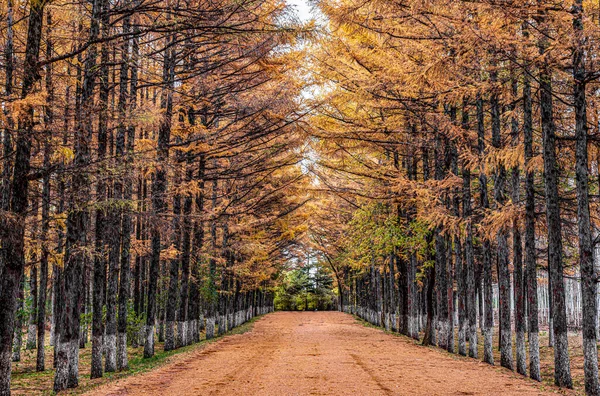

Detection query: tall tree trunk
xmin=105 ymin=78 xmax=123 ymax=371
xmin=219 ymin=221 xmax=231 ymax=335
xmin=90 ymin=0 xmax=109 ymax=378
xmin=421 ymin=147 xmax=436 ymax=346
xmin=537 ymin=5 xmax=572 ymax=387
xmin=27 ymin=195 xmax=39 ymax=351
xmin=178 ymin=162 xmax=193 ymax=347
xmin=477 ymin=95 xmax=494 ymax=365
xmin=490 ymin=66 xmax=513 ymax=370
xmin=572 ymin=1 xmax=598 ymax=392
xmin=461 ymin=102 xmax=477 ymax=359
xmin=166 ymin=134 xmax=184 ymax=348
xmin=12 ymin=268 xmax=24 ymax=362
xmin=36 ymin=152 xmax=51 ymax=371
xmin=206 ymin=166 xmax=219 ymax=340
xmin=388 ymin=257 xmax=396 ymax=331
xmin=165 ymin=188 xmax=181 ymax=351
xmin=510 ymin=72 xmax=526 ymax=376
xmin=190 ymin=154 xmax=206 ymax=343
xmin=79 ymin=257 xmax=90 ymax=348
xmin=158 ymin=263 xmax=167 ymax=343
xmin=523 ymin=54 xmax=540 ymax=382
xmin=134 ymin=121 xmax=147 ymax=347
xmin=456 ymin=235 xmax=465 ymax=356
xmin=408 ymin=154 xmax=419 ymax=340
xmin=398 ymin=254 xmax=408 ymax=335
xmin=0 ymin=0 xmax=14 ymax=219
xmin=145 ymin=33 xmax=175 ymax=358
xmin=463 ymin=164 xmax=477 ymax=358
xmin=55 ymin=0 xmax=104 ymax=388
xmin=52 ymin=85 xmax=71 ymax=358
xmin=446 ymin=236 xmax=454 ymax=353
xmin=37 ymin=137 xmax=51 ymax=370
xmin=447 ymin=128 xmax=458 ymax=354
xmin=117 ymin=15 xmax=133 ymax=371
xmin=37 ymin=30 xmax=53 ymax=366
xmin=434 ymin=133 xmax=448 ymax=350
xmin=105 ymin=212 xmax=121 ymax=372
xmin=165 ymin=59 xmax=184 ymax=354
xmin=0 ymin=0 xmax=45 ymax=392
xmin=0 ymin=0 xmax=15 ymax=300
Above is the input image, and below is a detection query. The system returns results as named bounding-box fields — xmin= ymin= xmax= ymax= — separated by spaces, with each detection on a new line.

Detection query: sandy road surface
xmin=88 ymin=311 xmax=558 ymax=395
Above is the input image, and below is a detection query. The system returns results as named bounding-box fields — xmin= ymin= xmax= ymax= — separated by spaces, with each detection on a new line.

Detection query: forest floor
xmin=10 ymin=317 xmax=260 ymax=395
xmin=84 ymin=311 xmax=566 ymax=395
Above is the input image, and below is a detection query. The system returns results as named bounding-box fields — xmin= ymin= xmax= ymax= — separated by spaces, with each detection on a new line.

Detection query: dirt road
xmin=88 ymin=312 xmax=557 ymax=395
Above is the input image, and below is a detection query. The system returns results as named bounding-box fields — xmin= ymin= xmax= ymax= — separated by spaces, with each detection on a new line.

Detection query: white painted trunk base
xmin=104 ymin=333 xmax=117 ymax=372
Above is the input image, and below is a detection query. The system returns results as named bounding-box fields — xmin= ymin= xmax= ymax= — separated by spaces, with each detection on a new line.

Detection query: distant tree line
xmin=275 ymin=260 xmax=335 ymax=311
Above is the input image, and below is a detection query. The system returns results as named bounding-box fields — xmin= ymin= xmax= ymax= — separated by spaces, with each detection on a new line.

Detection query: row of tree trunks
xmin=0 ymin=1 xmax=299 ymax=394
xmin=0 ymin=0 xmax=46 ymax=393
xmin=311 ymin=1 xmax=600 ymax=393
xmin=340 ymin=85 xmax=555 ymax=385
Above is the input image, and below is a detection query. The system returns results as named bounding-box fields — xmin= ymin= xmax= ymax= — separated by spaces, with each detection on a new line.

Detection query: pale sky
xmin=286 ymin=0 xmax=313 ymax=23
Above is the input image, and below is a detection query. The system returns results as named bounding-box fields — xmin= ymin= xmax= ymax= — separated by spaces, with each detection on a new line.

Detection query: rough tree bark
xmin=177 ymin=162 xmax=192 ymax=347
xmin=477 ymin=95 xmax=494 ymax=365
xmin=447 ymin=126 xmax=458 ymax=354
xmin=37 ymin=24 xmax=53 ymax=367
xmin=434 ymin=133 xmax=448 ymax=350
xmin=54 ymin=0 xmax=103 ymax=386
xmin=510 ymin=71 xmax=526 ymax=376
xmin=523 ymin=52 xmax=541 ymax=382
xmin=0 ymin=0 xmax=45 ymax=392
xmin=421 ymin=147 xmax=436 ymax=347
xmin=461 ymin=102 xmax=477 ymax=359
xmin=490 ymin=65 xmax=513 ymax=371
xmin=105 ymin=102 xmax=122 ymax=372
xmin=165 ymin=187 xmax=181 ymax=351
xmin=206 ymin=167 xmax=219 ymax=340
xmin=190 ymin=154 xmax=206 ymax=343
xmin=145 ymin=33 xmax=175 ymax=358
xmin=572 ymin=1 xmax=598 ymax=392
xmin=26 ymin=208 xmax=39 ymax=351
xmin=537 ymin=4 xmax=572 ymax=387
xmin=117 ymin=15 xmax=133 ymax=371
xmin=90 ymin=0 xmax=109 ymax=377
